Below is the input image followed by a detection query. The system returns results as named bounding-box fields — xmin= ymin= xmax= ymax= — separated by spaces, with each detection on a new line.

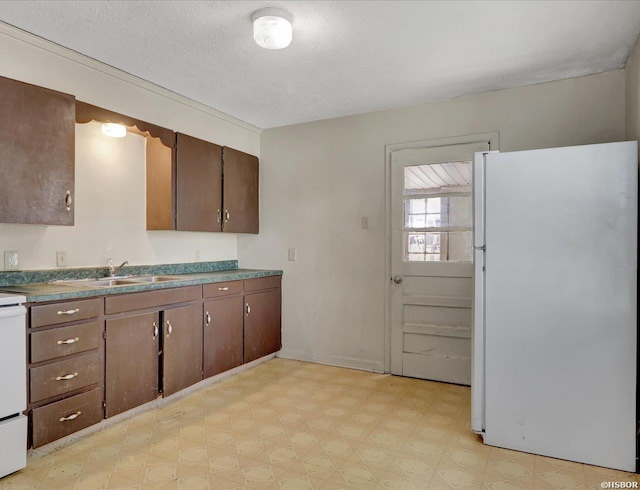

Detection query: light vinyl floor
xmin=1 ymin=358 xmax=637 ymax=489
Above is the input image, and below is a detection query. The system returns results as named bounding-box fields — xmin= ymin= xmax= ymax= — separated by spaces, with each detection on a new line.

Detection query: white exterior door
xmin=390 ymin=140 xmax=490 ymax=384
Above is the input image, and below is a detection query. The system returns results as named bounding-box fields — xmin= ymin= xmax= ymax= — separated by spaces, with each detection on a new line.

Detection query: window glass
xmin=403 ymin=161 xmax=472 ymax=262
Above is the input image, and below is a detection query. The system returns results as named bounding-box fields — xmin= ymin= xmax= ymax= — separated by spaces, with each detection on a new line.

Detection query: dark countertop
xmin=0 ymin=268 xmax=282 ymax=303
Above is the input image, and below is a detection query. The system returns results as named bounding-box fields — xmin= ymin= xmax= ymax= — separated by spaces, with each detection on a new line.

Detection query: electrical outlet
xmin=361 ymin=216 xmax=369 ymax=229
xmin=288 ymin=248 xmax=297 ymax=261
xmin=193 ymin=250 xmax=201 ymax=261
xmin=4 ymin=250 xmax=19 ymax=271
xmin=56 ymin=251 xmax=68 ymax=267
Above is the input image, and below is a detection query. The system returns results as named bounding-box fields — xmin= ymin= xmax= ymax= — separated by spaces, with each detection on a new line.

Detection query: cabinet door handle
xmin=153 ymin=322 xmax=158 ymax=339
xmin=57 ymin=308 xmax=80 ymax=316
xmin=225 ymin=210 xmax=230 ymax=223
xmin=246 ymin=303 xmax=251 ymax=316
xmin=59 ymin=411 xmax=82 ymax=422
xmin=218 ymin=287 xmax=229 ymax=291
xmin=57 ymin=337 xmax=79 ymax=345
xmin=217 ymin=209 xmax=222 ymax=223
xmin=205 ymin=311 xmax=211 ymax=326
xmin=65 ymin=190 xmax=72 ymax=211
xmin=166 ymin=320 xmax=173 ymax=338
xmin=56 ymin=372 xmax=78 ymax=381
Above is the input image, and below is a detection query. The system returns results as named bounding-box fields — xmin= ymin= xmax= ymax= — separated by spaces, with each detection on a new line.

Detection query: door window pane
xmin=403 ymin=161 xmax=472 ymax=262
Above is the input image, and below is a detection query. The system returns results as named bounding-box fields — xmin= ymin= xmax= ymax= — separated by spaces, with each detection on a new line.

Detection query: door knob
xmin=393 ymin=275 xmax=403 ymax=284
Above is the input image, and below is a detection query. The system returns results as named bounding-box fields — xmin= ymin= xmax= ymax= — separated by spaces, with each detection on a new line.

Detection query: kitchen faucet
xmin=108 ymin=258 xmax=129 ymax=277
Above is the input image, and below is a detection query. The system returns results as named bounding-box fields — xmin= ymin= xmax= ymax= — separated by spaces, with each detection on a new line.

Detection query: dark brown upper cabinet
xmin=175 ymin=133 xmax=223 ymax=232
xmin=222 ymin=147 xmax=259 ymax=234
xmin=0 ymin=75 xmax=75 ymax=225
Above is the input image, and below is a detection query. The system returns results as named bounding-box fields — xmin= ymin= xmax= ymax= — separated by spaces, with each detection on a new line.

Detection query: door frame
xmin=384 ymin=132 xmax=499 ymax=374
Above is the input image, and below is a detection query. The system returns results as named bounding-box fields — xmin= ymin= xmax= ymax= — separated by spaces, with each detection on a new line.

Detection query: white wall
xmin=0 ymin=24 xmax=260 ymax=270
xmin=238 ymin=70 xmax=626 ymax=372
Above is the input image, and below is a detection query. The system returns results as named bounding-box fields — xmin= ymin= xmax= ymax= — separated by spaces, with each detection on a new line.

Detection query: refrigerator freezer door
xmin=482 ymin=141 xmax=637 ymax=471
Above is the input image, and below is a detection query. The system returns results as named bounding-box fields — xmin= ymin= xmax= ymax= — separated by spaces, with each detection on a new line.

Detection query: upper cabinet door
xmin=175 ymin=133 xmax=222 ymax=232
xmin=0 ymin=76 xmax=75 ymax=225
xmin=222 ymin=147 xmax=259 ymax=234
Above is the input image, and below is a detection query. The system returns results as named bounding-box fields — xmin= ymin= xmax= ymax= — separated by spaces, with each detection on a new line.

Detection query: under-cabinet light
xmin=101 ymin=123 xmax=126 ymax=138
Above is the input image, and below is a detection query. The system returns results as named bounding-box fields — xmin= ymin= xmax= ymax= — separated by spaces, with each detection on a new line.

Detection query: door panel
xmin=175 ymin=133 xmax=222 ymax=232
xmin=203 ymin=296 xmax=244 ymax=378
xmin=0 ymin=76 xmax=75 ymax=225
xmin=390 ymin=141 xmax=490 ymax=383
xmin=163 ymin=304 xmax=203 ymax=397
xmin=244 ymin=290 xmax=281 ymax=363
xmin=222 ymin=147 xmax=259 ymax=234
xmin=105 ymin=312 xmax=159 ymax=417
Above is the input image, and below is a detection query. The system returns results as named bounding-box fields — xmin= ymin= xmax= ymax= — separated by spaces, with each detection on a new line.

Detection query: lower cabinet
xmin=26 ymin=275 xmax=281 ymax=447
xmin=163 ymin=304 xmax=203 ymax=397
xmin=27 ymin=297 xmax=104 ymax=448
xmin=105 ymin=312 xmax=160 ymax=418
xmin=244 ymin=277 xmax=282 ymax=363
xmin=203 ymin=292 xmax=244 ymax=378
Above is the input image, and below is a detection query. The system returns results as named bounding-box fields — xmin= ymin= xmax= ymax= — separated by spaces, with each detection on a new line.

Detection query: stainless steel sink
xmin=122 ymin=276 xmax=177 ymax=283
xmin=57 ymin=275 xmax=179 ymax=288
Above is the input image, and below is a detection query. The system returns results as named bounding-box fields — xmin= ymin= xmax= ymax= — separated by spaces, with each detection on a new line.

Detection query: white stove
xmin=0 ymin=293 xmax=27 ymax=478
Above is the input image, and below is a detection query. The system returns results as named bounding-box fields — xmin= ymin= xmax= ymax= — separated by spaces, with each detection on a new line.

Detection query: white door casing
xmin=387 ymin=135 xmax=496 ymax=382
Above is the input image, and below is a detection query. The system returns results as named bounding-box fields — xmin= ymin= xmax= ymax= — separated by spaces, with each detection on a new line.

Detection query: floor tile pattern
xmin=1 ymin=358 xmax=637 ymax=489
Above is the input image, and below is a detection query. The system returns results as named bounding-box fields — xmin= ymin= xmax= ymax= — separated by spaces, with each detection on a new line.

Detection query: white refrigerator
xmin=471 ymin=141 xmax=638 ymax=472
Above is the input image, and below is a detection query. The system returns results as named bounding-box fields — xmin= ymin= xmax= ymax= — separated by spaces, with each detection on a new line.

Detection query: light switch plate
xmin=4 ymin=250 xmax=19 ymax=271
xmin=56 ymin=251 xmax=68 ymax=267
xmin=288 ymin=248 xmax=297 ymax=261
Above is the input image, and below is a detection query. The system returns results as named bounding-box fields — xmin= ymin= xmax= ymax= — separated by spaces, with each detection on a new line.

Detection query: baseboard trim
xmin=276 ymin=349 xmax=385 ymax=373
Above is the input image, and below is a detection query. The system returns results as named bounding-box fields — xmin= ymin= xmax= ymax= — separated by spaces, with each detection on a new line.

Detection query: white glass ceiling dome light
xmin=252 ymin=8 xmax=292 ymax=49
xmin=101 ymin=123 xmax=126 ymax=138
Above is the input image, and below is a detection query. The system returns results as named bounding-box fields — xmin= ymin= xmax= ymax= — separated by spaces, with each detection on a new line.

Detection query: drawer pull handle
xmin=153 ymin=322 xmax=158 ymax=340
xmin=57 ymin=337 xmax=80 ymax=345
xmin=246 ymin=303 xmax=251 ymax=316
xmin=60 ymin=411 xmax=81 ymax=422
xmin=225 ymin=210 xmax=230 ymax=223
xmin=56 ymin=372 xmax=78 ymax=381
xmin=205 ymin=311 xmax=211 ymax=326
xmin=57 ymin=308 xmax=80 ymax=316
xmin=166 ymin=320 xmax=173 ymax=338
xmin=218 ymin=287 xmax=229 ymax=291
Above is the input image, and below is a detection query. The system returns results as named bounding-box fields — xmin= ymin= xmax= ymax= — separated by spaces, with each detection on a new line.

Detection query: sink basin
xmin=121 ymin=276 xmax=177 ymax=283
xmin=57 ymin=275 xmax=179 ymax=288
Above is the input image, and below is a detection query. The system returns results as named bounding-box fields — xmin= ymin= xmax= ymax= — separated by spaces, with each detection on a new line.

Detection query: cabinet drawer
xmin=244 ymin=275 xmax=281 ymax=292
xmin=31 ymin=298 xmax=102 ymax=328
xmin=30 ymin=352 xmax=101 ymax=403
xmin=105 ymin=285 xmax=201 ymax=314
xmin=31 ymin=321 xmax=102 ymax=363
xmin=31 ymin=388 xmax=103 ymax=448
xmin=203 ymin=280 xmax=242 ymax=299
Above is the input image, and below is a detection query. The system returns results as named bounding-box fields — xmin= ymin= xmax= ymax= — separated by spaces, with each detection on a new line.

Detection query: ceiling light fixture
xmin=101 ymin=123 xmax=127 ymax=138
xmin=252 ymin=8 xmax=292 ymax=49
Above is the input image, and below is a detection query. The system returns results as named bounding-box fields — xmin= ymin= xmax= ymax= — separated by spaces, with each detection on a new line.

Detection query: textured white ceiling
xmin=1 ymin=1 xmax=639 ymax=129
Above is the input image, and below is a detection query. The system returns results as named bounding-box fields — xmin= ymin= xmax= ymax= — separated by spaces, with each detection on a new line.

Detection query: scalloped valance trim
xmin=75 ymin=101 xmax=175 ymax=148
